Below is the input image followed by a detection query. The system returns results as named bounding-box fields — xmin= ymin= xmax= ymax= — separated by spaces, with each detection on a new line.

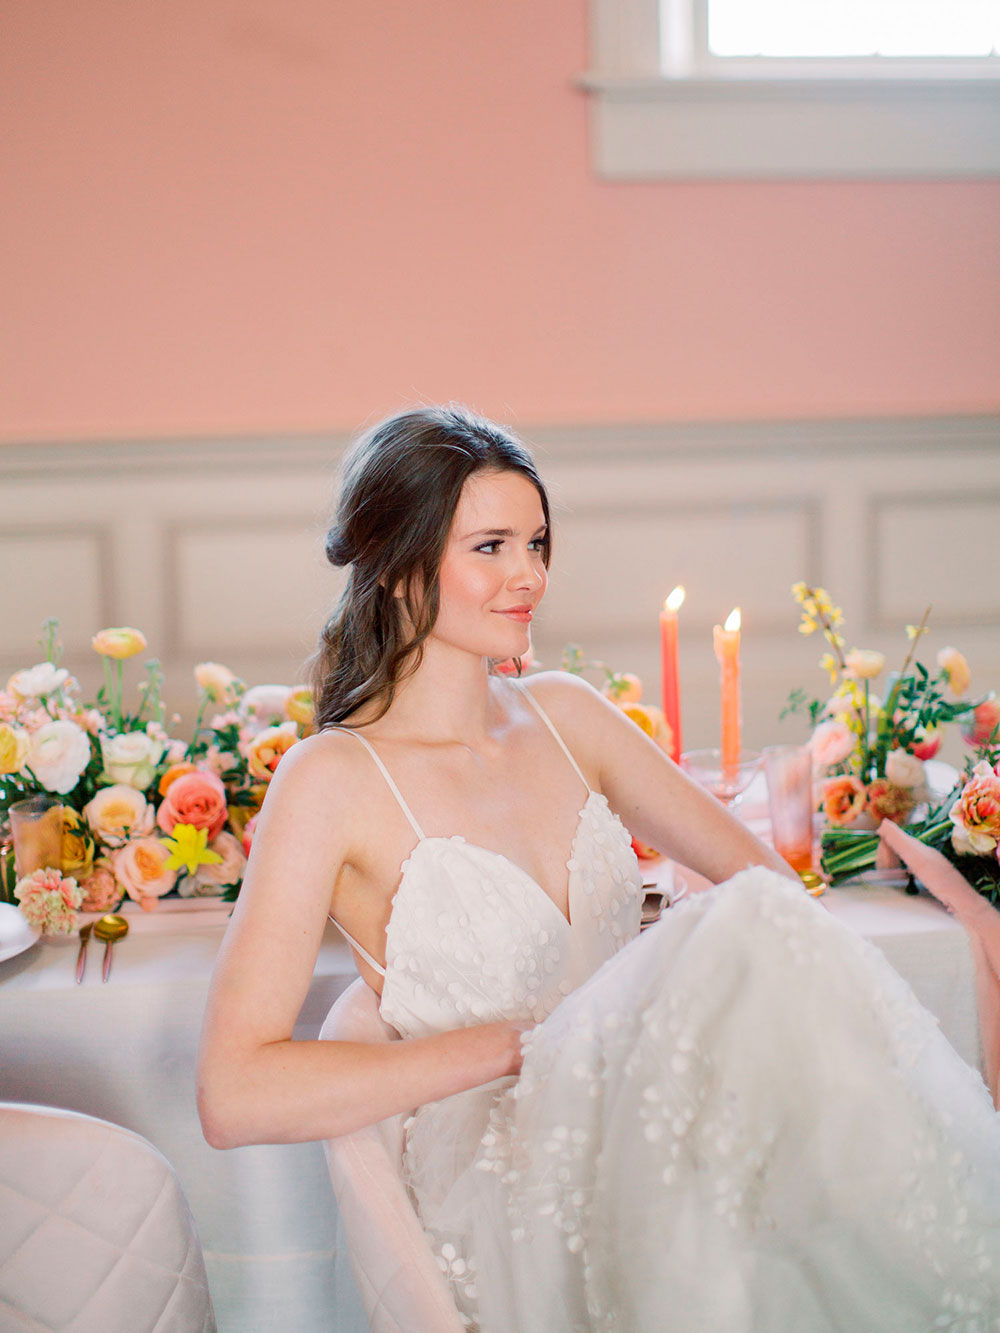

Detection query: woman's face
xmin=432 ymin=468 xmax=548 ymax=661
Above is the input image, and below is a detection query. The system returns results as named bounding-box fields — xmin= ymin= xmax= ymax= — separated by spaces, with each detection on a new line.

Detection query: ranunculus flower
xmin=844 ymin=649 xmax=885 ymax=681
xmin=156 ymin=769 xmax=228 ymax=840
xmin=83 ymin=784 xmax=155 ymax=847
xmin=239 ymin=685 xmax=291 ymax=736
xmin=619 ymin=703 xmax=673 ymax=754
xmin=91 ymin=627 xmax=147 ymax=659
xmin=177 ymin=831 xmax=247 ymax=896
xmin=15 ymin=866 xmax=82 ymax=934
xmin=25 ymin=720 xmax=93 ymax=794
xmin=78 ymin=860 xmax=123 ymax=914
xmin=7 ymin=663 xmax=70 ymax=701
xmin=285 ymin=686 xmax=315 ymax=727
xmin=100 ymin=730 xmax=164 ymax=790
xmin=245 ymin=721 xmax=300 ymax=781
xmin=240 ymin=813 xmax=259 ymax=857
xmin=112 ymin=837 xmax=177 ymax=908
xmin=866 ymin=779 xmax=915 ymax=826
xmin=962 ymin=699 xmax=1000 ymax=749
xmin=910 ymin=726 xmax=942 ymax=761
xmin=949 ymin=763 xmax=1000 ymax=855
xmin=0 ymin=722 xmax=29 ymax=774
xmin=60 ymin=807 xmax=95 ymax=880
xmin=194 ymin=661 xmax=239 ymax=704
xmin=884 ymin=749 xmax=927 ymax=791
xmin=809 ymin=720 xmax=855 ymax=770
xmin=822 ymin=774 xmax=867 ymax=826
xmin=937 ymin=646 xmax=971 ymax=696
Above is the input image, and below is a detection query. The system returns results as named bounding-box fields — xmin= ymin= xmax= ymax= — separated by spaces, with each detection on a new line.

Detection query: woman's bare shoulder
xmin=260 ymin=726 xmax=381 ymax=833
xmin=517 ymin=668 xmax=608 ymax=715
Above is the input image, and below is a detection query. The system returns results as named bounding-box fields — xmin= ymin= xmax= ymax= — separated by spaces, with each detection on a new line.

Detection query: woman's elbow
xmin=196 ymin=1060 xmax=257 ymax=1150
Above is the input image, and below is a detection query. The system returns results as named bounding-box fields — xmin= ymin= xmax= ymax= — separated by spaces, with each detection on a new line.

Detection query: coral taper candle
xmin=659 ymin=586 xmax=685 ymax=763
xmin=713 ymin=607 xmax=742 ymax=777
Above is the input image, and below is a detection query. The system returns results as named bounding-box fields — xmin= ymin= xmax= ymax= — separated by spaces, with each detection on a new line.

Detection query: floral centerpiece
xmin=782 ymin=584 xmax=1000 ymax=901
xmin=0 ymin=621 xmax=313 ymax=934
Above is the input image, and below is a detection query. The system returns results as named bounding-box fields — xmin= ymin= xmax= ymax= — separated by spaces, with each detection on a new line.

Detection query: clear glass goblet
xmin=680 ymin=748 xmax=763 ymax=809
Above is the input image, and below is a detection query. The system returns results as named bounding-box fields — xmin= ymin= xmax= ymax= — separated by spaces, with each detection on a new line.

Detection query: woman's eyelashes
xmin=474 ymin=535 xmax=547 ymax=555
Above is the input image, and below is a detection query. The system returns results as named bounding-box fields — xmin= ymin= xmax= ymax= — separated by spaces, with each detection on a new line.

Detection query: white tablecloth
xmin=0 ymin=876 xmax=983 ymax=1331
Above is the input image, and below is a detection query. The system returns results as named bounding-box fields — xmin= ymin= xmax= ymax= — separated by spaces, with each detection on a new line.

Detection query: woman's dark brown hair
xmin=308 ymin=405 xmax=551 ymax=729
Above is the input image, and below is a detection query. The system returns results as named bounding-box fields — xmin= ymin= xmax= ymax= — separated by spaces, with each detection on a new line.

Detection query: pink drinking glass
xmin=763 ymin=744 xmax=815 ymax=874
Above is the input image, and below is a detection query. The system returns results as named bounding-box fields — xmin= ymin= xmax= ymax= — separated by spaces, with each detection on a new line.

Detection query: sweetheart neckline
xmin=376 ymin=790 xmax=633 ymax=1016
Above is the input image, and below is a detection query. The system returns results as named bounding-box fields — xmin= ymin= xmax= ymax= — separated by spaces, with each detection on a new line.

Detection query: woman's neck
xmin=371 ymin=642 xmax=508 ymax=747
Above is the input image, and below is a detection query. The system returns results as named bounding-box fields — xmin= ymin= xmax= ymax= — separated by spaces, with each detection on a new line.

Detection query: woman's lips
xmin=495 ymin=607 xmax=533 ymax=622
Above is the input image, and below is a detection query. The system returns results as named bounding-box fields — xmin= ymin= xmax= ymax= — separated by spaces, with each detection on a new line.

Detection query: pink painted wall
xmin=2 ymin=0 xmax=998 ymax=442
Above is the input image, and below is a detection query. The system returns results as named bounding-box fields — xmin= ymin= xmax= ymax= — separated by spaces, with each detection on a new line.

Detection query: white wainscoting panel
xmin=0 ymin=417 xmax=997 ymax=760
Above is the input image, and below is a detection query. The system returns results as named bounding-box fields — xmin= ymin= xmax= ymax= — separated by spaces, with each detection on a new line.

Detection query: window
xmin=581 ymin=0 xmax=1000 ymax=178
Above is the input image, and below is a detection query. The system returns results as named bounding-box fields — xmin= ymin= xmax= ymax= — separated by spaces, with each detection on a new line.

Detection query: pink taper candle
xmin=659 ymin=586 xmax=685 ymax=763
xmin=713 ymin=607 xmax=741 ymax=777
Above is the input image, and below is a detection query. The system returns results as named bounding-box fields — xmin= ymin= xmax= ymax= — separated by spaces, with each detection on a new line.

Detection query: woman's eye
xmin=476 ymin=541 xmax=502 ymax=554
xmin=529 ymin=538 xmax=546 ymax=552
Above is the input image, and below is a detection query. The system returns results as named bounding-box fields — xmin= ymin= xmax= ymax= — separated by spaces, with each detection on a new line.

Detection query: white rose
xmin=885 ymin=749 xmax=927 ymax=790
xmin=8 ymin=663 xmax=70 ymax=701
xmin=238 ymin=685 xmax=291 ymax=736
xmin=24 ymin=720 xmax=93 ymax=794
xmin=83 ymin=785 xmax=154 ymax=848
xmin=100 ymin=731 xmax=165 ymax=790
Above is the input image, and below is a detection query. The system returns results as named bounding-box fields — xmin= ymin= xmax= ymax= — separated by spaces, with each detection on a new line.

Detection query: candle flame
xmin=664 ymin=586 xmax=686 ymax=613
xmin=724 ymin=607 xmax=741 ymax=632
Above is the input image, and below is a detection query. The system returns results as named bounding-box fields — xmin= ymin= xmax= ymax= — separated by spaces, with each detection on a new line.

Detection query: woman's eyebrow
xmin=461 ymin=524 xmax=547 ymax=541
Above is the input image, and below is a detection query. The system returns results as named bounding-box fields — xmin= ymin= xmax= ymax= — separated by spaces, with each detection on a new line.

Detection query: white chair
xmin=0 ymin=1102 xmax=215 ymax=1332
xmin=319 ymin=978 xmax=466 ymax=1333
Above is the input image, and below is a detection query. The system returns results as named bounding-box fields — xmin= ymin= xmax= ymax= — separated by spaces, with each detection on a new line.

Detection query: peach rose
xmin=962 ymin=699 xmax=1000 ymax=749
xmin=809 ymin=720 xmax=854 ymax=770
xmin=91 ymin=627 xmax=148 ymax=660
xmin=844 ymin=649 xmax=885 ymax=681
xmin=949 ymin=762 xmax=1000 ymax=855
xmin=194 ymin=661 xmax=239 ymax=704
xmin=822 ymin=774 xmax=867 ymax=826
xmin=78 ymin=860 xmax=123 ymax=914
xmin=245 ymin=721 xmax=300 ymax=782
xmin=866 ymin=779 xmax=915 ymax=826
xmin=112 ymin=837 xmax=177 ymax=907
xmin=937 ymin=646 xmax=971 ymax=696
xmin=83 ymin=785 xmax=155 ymax=848
xmin=156 ymin=769 xmax=228 ymax=840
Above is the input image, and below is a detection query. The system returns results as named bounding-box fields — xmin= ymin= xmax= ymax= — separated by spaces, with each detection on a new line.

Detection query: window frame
xmin=580 ymin=0 xmax=1000 ymax=179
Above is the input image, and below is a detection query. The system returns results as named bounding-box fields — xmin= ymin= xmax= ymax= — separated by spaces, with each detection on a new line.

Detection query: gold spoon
xmin=75 ymin=921 xmax=94 ymax=984
xmin=94 ymin=914 xmax=129 ymax=982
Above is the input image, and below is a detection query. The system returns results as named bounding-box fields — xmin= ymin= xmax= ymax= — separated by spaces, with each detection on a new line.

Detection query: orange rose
xmin=158 ymin=761 xmax=198 ymax=797
xmin=866 ymin=779 xmax=915 ymax=826
xmin=112 ymin=836 xmax=177 ymax=908
xmin=156 ymin=769 xmax=228 ymax=840
xmin=822 ymin=774 xmax=867 ymax=826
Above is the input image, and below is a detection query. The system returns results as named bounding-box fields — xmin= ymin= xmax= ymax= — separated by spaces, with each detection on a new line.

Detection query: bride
xmin=198 ymin=405 xmax=1000 ymax=1330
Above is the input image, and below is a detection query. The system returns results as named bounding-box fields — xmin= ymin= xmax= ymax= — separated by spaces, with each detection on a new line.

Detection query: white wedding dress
xmin=332 ymin=685 xmax=1000 ymax=1332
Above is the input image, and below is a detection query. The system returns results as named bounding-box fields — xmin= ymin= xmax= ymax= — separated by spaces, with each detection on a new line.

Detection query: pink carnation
xmin=15 ymin=866 xmax=83 ymax=935
xmin=78 ymin=861 xmax=123 ymax=914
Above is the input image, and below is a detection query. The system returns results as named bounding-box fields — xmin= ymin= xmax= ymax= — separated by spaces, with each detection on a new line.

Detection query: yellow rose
xmin=844 ymin=649 xmax=885 ymax=681
xmin=91 ymin=627 xmax=148 ymax=660
xmin=937 ymin=646 xmax=971 ymax=695
xmin=0 ymin=723 xmax=29 ymax=774
xmin=285 ymin=686 xmax=315 ymax=728
xmin=60 ymin=807 xmax=96 ymax=880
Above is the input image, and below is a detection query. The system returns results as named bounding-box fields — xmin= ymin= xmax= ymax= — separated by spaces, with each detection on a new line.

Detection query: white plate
xmin=0 ymin=901 xmax=42 ymax=963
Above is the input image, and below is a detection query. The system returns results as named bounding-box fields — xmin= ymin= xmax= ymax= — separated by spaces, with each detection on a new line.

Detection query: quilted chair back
xmin=0 ymin=1102 xmax=215 ymax=1332
xmin=320 ymin=978 xmax=466 ymax=1333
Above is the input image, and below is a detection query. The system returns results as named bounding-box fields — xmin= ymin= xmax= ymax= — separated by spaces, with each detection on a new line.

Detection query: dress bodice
xmin=330 ymin=682 xmax=644 ymax=1040
xmin=378 ymin=790 xmax=642 ymax=1039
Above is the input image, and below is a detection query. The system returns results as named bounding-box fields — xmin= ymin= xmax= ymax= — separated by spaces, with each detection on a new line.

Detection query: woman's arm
xmin=525 ymin=672 xmax=798 ymax=885
xmin=196 ymin=735 xmax=524 ymax=1149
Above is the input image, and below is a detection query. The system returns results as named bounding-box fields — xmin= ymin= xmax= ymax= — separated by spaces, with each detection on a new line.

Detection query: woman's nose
xmin=509 ymin=547 xmax=545 ymax=590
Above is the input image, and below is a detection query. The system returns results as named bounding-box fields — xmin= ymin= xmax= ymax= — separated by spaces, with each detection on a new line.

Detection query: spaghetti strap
xmin=327 ymin=913 xmax=386 ymax=978
xmin=333 ymin=726 xmax=426 ymax=841
xmin=513 ymin=680 xmax=593 ymax=796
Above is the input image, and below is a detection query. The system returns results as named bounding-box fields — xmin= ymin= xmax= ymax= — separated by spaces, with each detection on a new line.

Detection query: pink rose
xmin=962 ymin=699 xmax=1000 ymax=749
xmin=112 ymin=837 xmax=177 ymax=908
xmin=78 ymin=861 xmax=123 ymax=914
xmin=809 ymin=720 xmax=855 ymax=770
xmin=157 ymin=769 xmax=228 ymax=840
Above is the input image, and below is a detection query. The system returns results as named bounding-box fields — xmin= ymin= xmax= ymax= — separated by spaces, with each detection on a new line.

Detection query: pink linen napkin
xmin=877 ymin=819 xmax=1000 ymax=1107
